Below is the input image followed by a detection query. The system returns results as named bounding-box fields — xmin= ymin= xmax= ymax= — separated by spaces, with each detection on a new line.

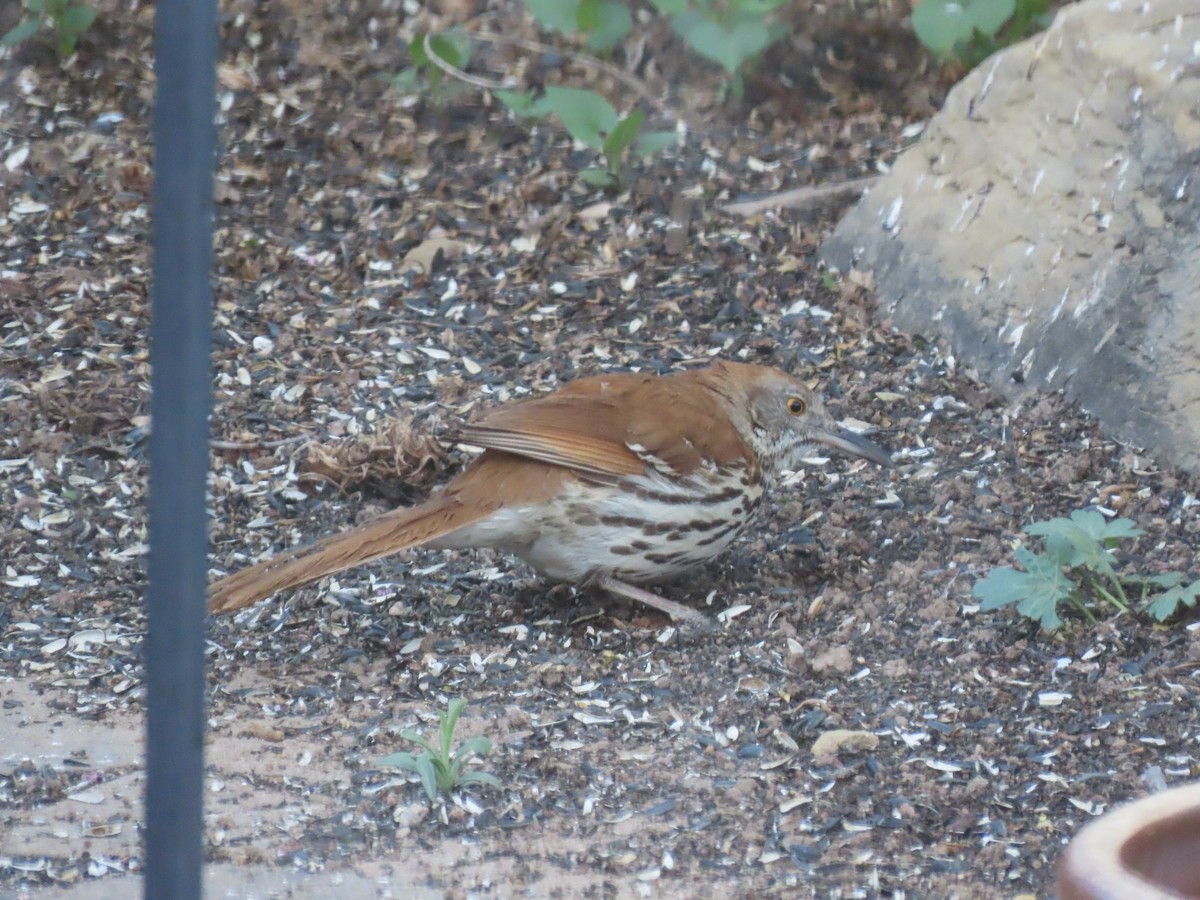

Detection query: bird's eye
xmin=786 ymin=396 xmax=806 ymax=415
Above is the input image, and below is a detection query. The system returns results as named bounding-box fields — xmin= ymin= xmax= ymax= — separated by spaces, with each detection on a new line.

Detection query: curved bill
xmin=813 ymin=426 xmax=894 ymax=468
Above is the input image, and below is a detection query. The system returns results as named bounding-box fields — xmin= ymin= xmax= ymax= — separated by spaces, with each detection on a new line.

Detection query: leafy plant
xmin=376 ymin=698 xmax=500 ymax=803
xmin=912 ymin=0 xmax=1052 ymax=66
xmin=973 ymin=508 xmax=1200 ymax=630
xmin=496 ymin=85 xmax=675 ymax=188
xmin=391 ymin=30 xmax=473 ymax=101
xmin=2 ymin=0 xmax=97 ymax=58
xmin=1138 ymin=572 xmax=1200 ymax=624
xmin=525 ymin=0 xmax=632 ymax=54
xmin=390 ymin=22 xmax=675 ymax=189
xmin=648 ymin=0 xmax=789 ymax=96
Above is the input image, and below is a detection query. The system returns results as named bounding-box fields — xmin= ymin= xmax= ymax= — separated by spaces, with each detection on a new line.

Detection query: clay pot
xmin=1058 ymin=782 xmax=1200 ymax=899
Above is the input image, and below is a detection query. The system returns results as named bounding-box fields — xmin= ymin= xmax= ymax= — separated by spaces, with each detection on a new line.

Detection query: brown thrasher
xmin=208 ymin=360 xmax=892 ymax=626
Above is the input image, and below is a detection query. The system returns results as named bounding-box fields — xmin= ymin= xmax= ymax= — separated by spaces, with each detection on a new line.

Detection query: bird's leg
xmin=593 ymin=574 xmax=714 ymax=629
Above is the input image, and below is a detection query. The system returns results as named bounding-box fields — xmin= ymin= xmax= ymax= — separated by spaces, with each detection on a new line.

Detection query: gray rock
xmin=822 ymin=0 xmax=1200 ymax=474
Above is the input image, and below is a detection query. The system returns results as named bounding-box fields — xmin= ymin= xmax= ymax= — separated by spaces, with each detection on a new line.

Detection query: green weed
xmin=376 ymin=698 xmax=501 ymax=803
xmin=974 ymin=508 xmax=1200 ymax=629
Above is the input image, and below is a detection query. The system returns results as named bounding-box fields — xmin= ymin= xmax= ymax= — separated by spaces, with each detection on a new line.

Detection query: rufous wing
xmin=456 ymin=366 xmax=754 ymax=481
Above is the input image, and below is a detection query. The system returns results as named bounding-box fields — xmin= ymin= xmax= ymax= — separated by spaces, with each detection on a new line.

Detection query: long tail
xmin=208 ymin=495 xmax=482 ymax=614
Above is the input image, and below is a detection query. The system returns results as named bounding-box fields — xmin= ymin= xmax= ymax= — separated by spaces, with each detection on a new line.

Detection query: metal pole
xmin=147 ymin=0 xmax=217 ymax=894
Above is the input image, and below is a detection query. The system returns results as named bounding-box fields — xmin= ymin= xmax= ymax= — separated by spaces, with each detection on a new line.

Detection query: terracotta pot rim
xmin=1059 ymin=782 xmax=1200 ymax=900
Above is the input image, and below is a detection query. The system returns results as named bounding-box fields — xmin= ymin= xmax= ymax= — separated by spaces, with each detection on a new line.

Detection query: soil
xmin=3 ymin=1 xmax=1200 ymax=897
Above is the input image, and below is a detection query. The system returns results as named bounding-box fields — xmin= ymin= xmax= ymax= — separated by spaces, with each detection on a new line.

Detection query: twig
xmin=720 ymin=176 xmax=878 ymax=217
xmin=422 ymin=33 xmax=509 ymax=91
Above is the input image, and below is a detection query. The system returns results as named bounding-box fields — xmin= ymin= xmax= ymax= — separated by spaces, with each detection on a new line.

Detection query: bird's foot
xmin=593 ymin=575 xmax=715 ymax=630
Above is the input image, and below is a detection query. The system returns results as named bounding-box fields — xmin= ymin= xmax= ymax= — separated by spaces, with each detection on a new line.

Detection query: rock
xmin=810 ymin=729 xmax=879 ymax=764
xmin=822 ymin=0 xmax=1200 ymax=474
xmin=810 ymin=644 xmax=854 ymax=674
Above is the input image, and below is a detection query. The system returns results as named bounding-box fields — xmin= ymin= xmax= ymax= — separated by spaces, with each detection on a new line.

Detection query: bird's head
xmin=723 ymin=362 xmax=893 ymax=474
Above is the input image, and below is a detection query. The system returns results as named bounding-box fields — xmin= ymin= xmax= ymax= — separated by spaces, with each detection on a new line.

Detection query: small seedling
xmin=912 ymin=0 xmax=1051 ymax=67
xmin=497 ymin=85 xmax=675 ymax=188
xmin=391 ymin=30 xmax=473 ymax=101
xmin=2 ymin=0 xmax=97 ymax=58
xmin=525 ymin=0 xmax=632 ymax=54
xmin=390 ymin=25 xmax=675 ymax=189
xmin=973 ymin=508 xmax=1200 ymax=629
xmin=376 ymin=698 xmax=500 ymax=803
xmin=649 ymin=0 xmax=789 ymax=97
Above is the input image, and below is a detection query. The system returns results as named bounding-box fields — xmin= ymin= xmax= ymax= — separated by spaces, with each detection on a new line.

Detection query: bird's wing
xmin=455 ymin=368 xmax=752 ymax=481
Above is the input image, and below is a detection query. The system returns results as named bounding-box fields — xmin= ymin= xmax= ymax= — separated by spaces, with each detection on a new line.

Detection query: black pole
xmin=147 ymin=0 xmax=217 ymax=895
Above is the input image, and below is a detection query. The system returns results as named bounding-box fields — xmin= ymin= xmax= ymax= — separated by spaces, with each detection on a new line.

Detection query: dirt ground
xmin=3 ymin=0 xmax=1200 ymax=897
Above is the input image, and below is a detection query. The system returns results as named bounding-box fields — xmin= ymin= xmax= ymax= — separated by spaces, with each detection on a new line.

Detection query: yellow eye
xmin=786 ymin=396 xmax=806 ymax=415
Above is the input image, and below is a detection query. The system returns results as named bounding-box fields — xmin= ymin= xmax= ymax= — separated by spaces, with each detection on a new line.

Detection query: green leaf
xmin=2 ymin=18 xmax=41 ymax=47
xmin=582 ymin=0 xmax=632 ymax=53
xmin=399 ymin=728 xmax=440 ymax=757
xmin=973 ymin=546 xmax=1074 ymax=629
xmin=577 ymin=0 xmax=602 ymax=31
xmin=912 ymin=0 xmax=969 ymax=57
xmin=912 ymin=0 xmax=1016 ymax=57
xmin=408 ymin=34 xmax=429 ymax=66
xmin=454 ymin=736 xmax=493 ymax=761
xmin=1024 ymin=509 xmax=1141 ymax=577
xmin=440 ymin=698 xmax=466 ymax=750
xmin=602 ymin=109 xmax=643 ymax=167
xmin=967 ymin=0 xmax=1017 ymax=37
xmin=1009 ymin=0 xmax=1051 ymax=37
xmin=727 ymin=0 xmax=790 ymax=14
xmin=494 ymin=89 xmax=543 ymax=118
xmin=671 ymin=12 xmax=779 ymax=75
xmin=1036 ymin=528 xmax=1078 ymax=569
xmin=375 ymin=751 xmax=420 ymax=770
xmin=542 ymin=86 xmax=617 ymax=149
xmin=1065 ymin=509 xmax=1143 ymax=543
xmin=455 ymin=770 xmax=502 ymax=789
xmin=427 ymin=31 xmax=471 ymax=70
xmin=671 ymin=12 xmax=741 ymax=74
xmin=579 ymin=167 xmax=616 ymax=187
xmin=413 ymin=754 xmax=440 ymax=801
xmin=390 ymin=68 xmax=422 ymax=93
xmin=635 ymin=129 xmax=676 ymax=157
xmin=28 ymin=0 xmax=50 ymax=13
xmin=646 ymin=0 xmax=688 ymax=13
xmin=1146 ymin=578 xmax=1200 ymax=622
xmin=526 ymin=0 xmax=581 ymax=33
xmin=1134 ymin=572 xmax=1185 ymax=589
xmin=58 ymin=4 xmax=95 ymax=39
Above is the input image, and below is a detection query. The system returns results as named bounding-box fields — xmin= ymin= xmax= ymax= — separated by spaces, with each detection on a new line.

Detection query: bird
xmin=208 ymin=360 xmax=892 ymax=626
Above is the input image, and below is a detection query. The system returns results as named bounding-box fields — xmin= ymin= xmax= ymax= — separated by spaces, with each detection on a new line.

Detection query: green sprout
xmin=974 ymin=508 xmax=1200 ymax=630
xmin=376 ymin=698 xmax=501 ymax=803
xmin=496 ymin=86 xmax=675 ymax=188
xmin=2 ymin=0 xmax=97 ymax=58
xmin=912 ymin=0 xmax=1052 ymax=67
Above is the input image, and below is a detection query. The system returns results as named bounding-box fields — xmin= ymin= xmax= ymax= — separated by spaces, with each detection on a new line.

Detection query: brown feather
xmin=454 ymin=423 xmax=644 ymax=482
xmin=208 ymin=451 xmax=575 ymax=614
xmin=207 ymin=495 xmax=486 ymax=614
xmin=457 ymin=365 xmax=755 ymax=478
